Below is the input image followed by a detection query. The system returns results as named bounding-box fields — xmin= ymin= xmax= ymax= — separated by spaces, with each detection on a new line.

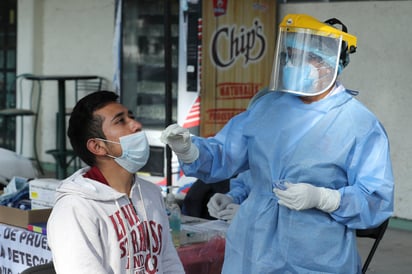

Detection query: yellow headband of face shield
xmin=280 ymin=14 xmax=357 ymax=53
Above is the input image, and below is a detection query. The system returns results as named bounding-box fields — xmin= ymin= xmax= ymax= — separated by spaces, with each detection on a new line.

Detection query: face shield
xmin=269 ymin=14 xmax=356 ymax=97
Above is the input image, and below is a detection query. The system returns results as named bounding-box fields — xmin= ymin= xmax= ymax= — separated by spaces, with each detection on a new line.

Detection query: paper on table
xmin=183 ymin=219 xmax=229 ymax=234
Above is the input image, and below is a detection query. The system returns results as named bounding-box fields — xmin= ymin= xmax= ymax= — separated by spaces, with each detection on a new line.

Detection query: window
xmin=0 ymin=0 xmax=17 ymax=149
xmin=120 ymin=0 xmax=179 ymax=129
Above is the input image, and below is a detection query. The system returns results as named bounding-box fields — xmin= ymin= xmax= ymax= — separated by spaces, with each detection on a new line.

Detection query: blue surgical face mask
xmin=97 ymin=131 xmax=150 ymax=174
xmin=282 ymin=63 xmax=319 ymax=92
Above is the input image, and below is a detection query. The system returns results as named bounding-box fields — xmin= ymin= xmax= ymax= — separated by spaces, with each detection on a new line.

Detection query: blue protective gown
xmin=227 ymin=170 xmax=252 ymax=204
xmin=180 ymin=87 xmax=394 ymax=274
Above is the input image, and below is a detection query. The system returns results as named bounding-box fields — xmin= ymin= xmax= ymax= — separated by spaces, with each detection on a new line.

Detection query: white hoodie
xmin=47 ymin=167 xmax=185 ymax=274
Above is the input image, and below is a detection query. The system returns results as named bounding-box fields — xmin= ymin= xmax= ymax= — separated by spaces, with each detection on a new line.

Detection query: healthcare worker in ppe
xmin=161 ymin=14 xmax=394 ymax=273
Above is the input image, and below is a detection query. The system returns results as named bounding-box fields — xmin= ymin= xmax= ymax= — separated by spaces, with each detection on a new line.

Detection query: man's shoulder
xmin=52 ymin=193 xmax=94 ymax=213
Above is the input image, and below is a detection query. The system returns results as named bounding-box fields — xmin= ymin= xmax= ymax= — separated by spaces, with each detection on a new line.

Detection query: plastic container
xmin=166 ymin=192 xmax=181 ymax=247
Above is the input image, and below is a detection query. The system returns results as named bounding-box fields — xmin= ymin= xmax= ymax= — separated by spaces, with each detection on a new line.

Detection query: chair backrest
xmin=356 ymin=218 xmax=390 ymax=274
xmin=3 ymin=74 xmax=42 ymax=113
xmin=65 ymin=76 xmax=107 ymax=116
xmin=62 ymin=76 xmax=107 ymax=170
xmin=0 ymin=74 xmax=43 ymax=157
xmin=74 ymin=76 xmax=107 ymax=102
xmin=21 ymin=261 xmax=56 ymax=274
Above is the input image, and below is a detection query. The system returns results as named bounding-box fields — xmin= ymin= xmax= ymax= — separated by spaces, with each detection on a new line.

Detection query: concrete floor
xmin=357 ymin=227 xmax=412 ymax=273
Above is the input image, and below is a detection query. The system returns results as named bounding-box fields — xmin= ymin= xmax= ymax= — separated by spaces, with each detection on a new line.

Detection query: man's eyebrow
xmin=111 ymin=111 xmax=126 ymax=122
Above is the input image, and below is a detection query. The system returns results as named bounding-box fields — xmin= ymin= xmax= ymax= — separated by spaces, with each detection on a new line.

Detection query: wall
xmin=15 ymin=0 xmax=412 ymax=220
xmin=17 ymin=0 xmax=115 ymax=164
xmin=279 ymin=1 xmax=412 ymax=220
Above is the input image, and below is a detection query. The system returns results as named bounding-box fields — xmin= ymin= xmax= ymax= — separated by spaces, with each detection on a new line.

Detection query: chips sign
xmin=200 ymin=0 xmax=277 ymax=136
xmin=210 ymin=19 xmax=267 ymax=68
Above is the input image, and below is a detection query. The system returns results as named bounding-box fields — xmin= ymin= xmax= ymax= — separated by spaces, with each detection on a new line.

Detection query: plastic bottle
xmin=165 ymin=192 xmax=181 ymax=247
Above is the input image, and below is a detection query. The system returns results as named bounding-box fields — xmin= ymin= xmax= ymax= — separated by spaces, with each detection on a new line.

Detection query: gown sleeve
xmin=332 ymin=120 xmax=394 ymax=228
xmin=227 ymin=170 xmax=252 ymax=204
xmin=180 ymin=111 xmax=251 ymax=183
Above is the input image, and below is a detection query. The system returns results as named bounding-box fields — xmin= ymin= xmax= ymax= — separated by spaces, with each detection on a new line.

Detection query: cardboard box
xmin=29 ymin=178 xmax=60 ymax=204
xmin=0 ymin=205 xmax=51 ymax=229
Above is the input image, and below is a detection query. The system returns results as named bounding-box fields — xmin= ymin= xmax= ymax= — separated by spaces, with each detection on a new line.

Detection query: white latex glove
xmin=274 ymin=182 xmax=341 ymax=213
xmin=218 ymin=203 xmax=240 ymax=222
xmin=160 ymin=124 xmax=199 ymax=163
xmin=207 ymin=193 xmax=233 ymax=219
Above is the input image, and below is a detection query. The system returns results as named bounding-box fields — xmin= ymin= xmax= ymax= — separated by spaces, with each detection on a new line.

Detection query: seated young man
xmin=47 ymin=91 xmax=184 ymax=274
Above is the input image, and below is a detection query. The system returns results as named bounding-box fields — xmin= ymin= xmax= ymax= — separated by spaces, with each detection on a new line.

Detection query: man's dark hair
xmin=68 ymin=90 xmax=119 ymax=166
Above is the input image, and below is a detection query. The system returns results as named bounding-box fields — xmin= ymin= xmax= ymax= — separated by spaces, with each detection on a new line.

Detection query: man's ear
xmin=87 ymin=139 xmax=107 ymax=156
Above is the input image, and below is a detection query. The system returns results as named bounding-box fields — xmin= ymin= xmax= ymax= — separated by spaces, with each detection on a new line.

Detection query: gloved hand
xmin=207 ymin=193 xmax=233 ymax=219
xmin=274 ymin=182 xmax=341 ymax=213
xmin=160 ymin=124 xmax=199 ymax=163
xmin=218 ymin=203 xmax=240 ymax=222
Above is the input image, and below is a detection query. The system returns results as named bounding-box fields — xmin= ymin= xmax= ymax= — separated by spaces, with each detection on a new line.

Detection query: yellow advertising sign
xmin=200 ymin=0 xmax=277 ymax=137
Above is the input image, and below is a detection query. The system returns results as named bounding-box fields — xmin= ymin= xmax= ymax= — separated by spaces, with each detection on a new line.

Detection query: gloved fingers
xmin=160 ymin=124 xmax=176 ymax=143
xmin=207 ymin=193 xmax=233 ymax=211
xmin=226 ymin=203 xmax=240 ymax=210
xmin=208 ymin=207 xmax=220 ymax=219
xmin=160 ymin=124 xmax=188 ymax=144
xmin=217 ymin=203 xmax=240 ymax=220
xmin=277 ymin=199 xmax=299 ymax=210
xmin=272 ymin=181 xmax=294 ymax=193
xmin=160 ymin=124 xmax=198 ymax=162
xmin=220 ymin=198 xmax=233 ymax=209
xmin=275 ymin=182 xmax=322 ymax=211
xmin=218 ymin=209 xmax=235 ymax=220
xmin=276 ymin=194 xmax=299 ymax=206
xmin=207 ymin=194 xmax=224 ymax=213
xmin=272 ymin=180 xmax=292 ymax=191
xmin=208 ymin=193 xmax=221 ymax=207
xmin=274 ymin=183 xmax=302 ymax=204
xmin=273 ymin=188 xmax=298 ymax=204
xmin=276 ymin=193 xmax=308 ymax=211
xmin=207 ymin=195 xmax=234 ymax=219
xmin=168 ymin=129 xmax=190 ymax=142
xmin=207 ymin=199 xmax=220 ymax=213
xmin=219 ymin=204 xmax=239 ymax=215
xmin=274 ymin=182 xmax=310 ymax=196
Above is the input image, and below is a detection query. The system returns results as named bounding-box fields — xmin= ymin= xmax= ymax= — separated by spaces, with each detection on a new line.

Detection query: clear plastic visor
xmin=270 ymin=28 xmax=342 ymax=96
